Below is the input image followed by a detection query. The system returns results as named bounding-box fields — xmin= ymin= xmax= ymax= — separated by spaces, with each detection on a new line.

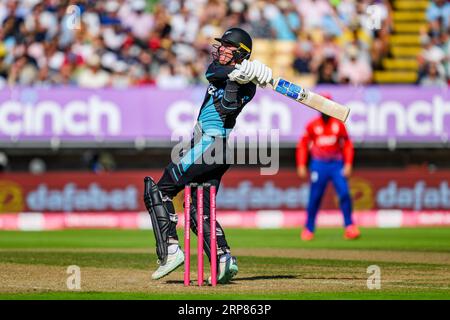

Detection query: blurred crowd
xmin=0 ymin=0 xmax=448 ymax=88
xmin=290 ymin=0 xmax=391 ymax=85
xmin=419 ymin=0 xmax=450 ymax=86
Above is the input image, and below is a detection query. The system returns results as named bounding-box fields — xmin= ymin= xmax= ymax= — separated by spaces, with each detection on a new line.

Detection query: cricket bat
xmin=265 ymin=77 xmax=350 ymax=123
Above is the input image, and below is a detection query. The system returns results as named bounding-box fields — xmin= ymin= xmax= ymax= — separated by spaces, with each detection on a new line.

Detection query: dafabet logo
xmin=0 ymin=180 xmax=24 ymax=212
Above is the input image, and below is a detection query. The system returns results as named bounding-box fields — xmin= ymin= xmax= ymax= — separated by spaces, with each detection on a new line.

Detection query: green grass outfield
xmin=0 ymin=228 xmax=449 ymax=300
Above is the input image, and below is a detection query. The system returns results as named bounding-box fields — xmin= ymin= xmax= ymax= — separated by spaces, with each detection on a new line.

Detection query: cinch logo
xmin=0 ymin=180 xmax=25 ymax=212
xmin=0 ymin=95 xmax=121 ymax=137
xmin=166 ymin=96 xmax=292 ymax=137
xmin=347 ymin=95 xmax=450 ymax=137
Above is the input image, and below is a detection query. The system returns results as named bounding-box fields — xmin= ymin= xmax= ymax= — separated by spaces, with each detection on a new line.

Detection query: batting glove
xmin=236 ymin=60 xmax=272 ymax=87
xmin=228 ymin=68 xmax=252 ymax=84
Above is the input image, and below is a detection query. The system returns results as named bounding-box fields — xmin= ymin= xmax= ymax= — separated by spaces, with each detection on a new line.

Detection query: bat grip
xmin=252 ymin=78 xmax=275 ymax=88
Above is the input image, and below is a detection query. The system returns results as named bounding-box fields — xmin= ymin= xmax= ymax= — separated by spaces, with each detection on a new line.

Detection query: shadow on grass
xmin=234 ymin=275 xmax=298 ymax=281
xmin=165 ymin=275 xmax=298 ymax=285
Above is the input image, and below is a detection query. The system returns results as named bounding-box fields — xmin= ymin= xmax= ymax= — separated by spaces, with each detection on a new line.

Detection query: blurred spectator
xmin=296 ymin=0 xmax=333 ymax=31
xmin=420 ymin=62 xmax=447 ymax=87
xmin=1 ymin=0 xmax=25 ymax=42
xmin=336 ymin=0 xmax=357 ymax=27
xmin=265 ymin=0 xmax=301 ymax=41
xmin=82 ymin=2 xmax=101 ymax=37
xmin=442 ymin=27 xmax=450 ymax=82
xmin=338 ymin=45 xmax=372 ymax=85
xmin=317 ymin=57 xmax=338 ymax=84
xmin=77 ymin=54 xmax=111 ymax=88
xmin=418 ymin=30 xmax=447 ymax=83
xmin=312 ymin=34 xmax=340 ymax=71
xmin=247 ymin=2 xmax=275 ymax=39
xmin=426 ymin=0 xmax=450 ymax=29
xmin=170 ymin=5 xmax=198 ymax=43
xmin=134 ymin=69 xmax=156 ymax=86
xmin=53 ymin=62 xmax=77 ymax=85
xmin=198 ymin=0 xmax=227 ymax=27
xmin=7 ymin=54 xmax=38 ymax=85
xmin=322 ymin=5 xmax=344 ymax=37
xmin=342 ymin=27 xmax=371 ymax=66
xmin=0 ymin=43 xmax=8 ymax=86
xmin=293 ymin=39 xmax=313 ymax=73
xmin=119 ymin=0 xmax=153 ymax=42
xmin=110 ymin=60 xmax=131 ymax=88
xmin=156 ymin=63 xmax=189 ymax=88
xmin=420 ymin=34 xmax=445 ymax=65
xmin=370 ymin=28 xmax=389 ymax=70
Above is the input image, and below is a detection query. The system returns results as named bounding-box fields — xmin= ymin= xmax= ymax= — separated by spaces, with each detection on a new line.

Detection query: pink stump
xmin=197 ymin=186 xmax=204 ymax=286
xmin=184 ymin=186 xmax=191 ymax=286
xmin=210 ymin=185 xmax=217 ymax=286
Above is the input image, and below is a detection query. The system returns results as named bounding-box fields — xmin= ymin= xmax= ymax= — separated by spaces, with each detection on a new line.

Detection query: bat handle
xmin=252 ymin=78 xmax=275 ymax=88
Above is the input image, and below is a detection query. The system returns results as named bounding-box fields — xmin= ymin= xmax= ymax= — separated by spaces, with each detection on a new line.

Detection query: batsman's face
xmin=217 ymin=43 xmax=238 ymax=65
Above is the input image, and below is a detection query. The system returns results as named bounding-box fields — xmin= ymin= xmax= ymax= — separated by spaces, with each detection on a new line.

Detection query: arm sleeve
xmin=296 ymin=126 xmax=311 ymax=167
xmin=205 ymin=62 xmax=234 ymax=82
xmin=220 ymin=79 xmax=242 ymax=111
xmin=341 ymin=124 xmax=354 ymax=165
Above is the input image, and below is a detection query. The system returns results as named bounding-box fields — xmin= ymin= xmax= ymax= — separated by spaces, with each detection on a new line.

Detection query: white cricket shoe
xmin=151 ymin=246 xmax=184 ymax=280
xmin=208 ymin=254 xmax=238 ymax=285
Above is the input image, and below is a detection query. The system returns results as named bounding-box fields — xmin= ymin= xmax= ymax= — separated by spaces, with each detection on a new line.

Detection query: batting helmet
xmin=214 ymin=28 xmax=252 ymax=62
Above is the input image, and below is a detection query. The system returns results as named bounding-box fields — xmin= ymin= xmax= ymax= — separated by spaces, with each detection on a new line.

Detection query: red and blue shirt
xmin=296 ymin=116 xmax=354 ymax=166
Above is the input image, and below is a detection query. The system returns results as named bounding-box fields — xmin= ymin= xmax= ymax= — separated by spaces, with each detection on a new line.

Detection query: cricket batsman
xmin=296 ymin=94 xmax=361 ymax=241
xmin=143 ymin=28 xmax=272 ymax=284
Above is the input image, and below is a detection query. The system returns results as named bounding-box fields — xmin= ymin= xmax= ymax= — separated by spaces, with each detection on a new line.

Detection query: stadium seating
xmin=374 ymin=0 xmax=428 ymax=84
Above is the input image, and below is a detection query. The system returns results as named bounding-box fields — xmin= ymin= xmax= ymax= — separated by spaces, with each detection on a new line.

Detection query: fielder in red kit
xmin=296 ymin=93 xmax=360 ymax=241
